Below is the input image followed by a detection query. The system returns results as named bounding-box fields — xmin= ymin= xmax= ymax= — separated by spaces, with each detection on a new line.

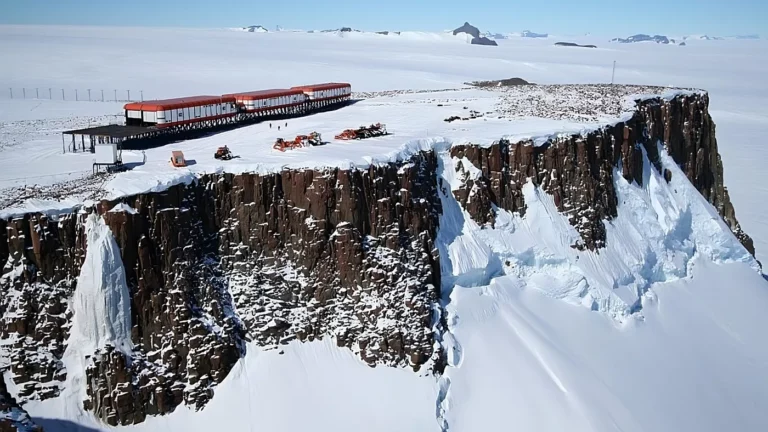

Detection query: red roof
xmin=292 ymin=83 xmax=351 ymax=91
xmin=124 ymin=95 xmax=235 ymax=111
xmin=224 ymin=89 xmax=305 ymax=100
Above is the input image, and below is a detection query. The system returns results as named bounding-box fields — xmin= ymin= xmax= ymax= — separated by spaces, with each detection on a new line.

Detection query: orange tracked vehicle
xmin=273 ymin=131 xmax=323 ymax=151
xmin=334 ymin=123 xmax=388 ymax=140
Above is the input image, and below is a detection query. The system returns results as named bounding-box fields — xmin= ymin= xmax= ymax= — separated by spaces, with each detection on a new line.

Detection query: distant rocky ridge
xmin=611 ymin=34 xmax=671 ymax=44
xmin=466 ymin=77 xmax=533 ymax=87
xmin=452 ymin=22 xmax=498 ymax=46
xmin=555 ymin=42 xmax=597 ymax=48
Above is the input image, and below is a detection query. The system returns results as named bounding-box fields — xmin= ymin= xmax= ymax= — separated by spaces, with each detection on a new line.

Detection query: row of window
xmin=311 ymin=86 xmax=351 ymax=100
xmin=154 ymin=103 xmax=236 ymax=123
xmin=243 ymin=94 xmax=307 ymax=109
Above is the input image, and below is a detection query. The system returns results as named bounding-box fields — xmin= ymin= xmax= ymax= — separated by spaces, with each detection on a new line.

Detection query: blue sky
xmin=1 ymin=0 xmax=764 ymax=37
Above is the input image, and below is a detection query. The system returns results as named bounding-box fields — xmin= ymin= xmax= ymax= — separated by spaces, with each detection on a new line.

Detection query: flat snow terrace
xmin=0 ymin=85 xmax=686 ymax=215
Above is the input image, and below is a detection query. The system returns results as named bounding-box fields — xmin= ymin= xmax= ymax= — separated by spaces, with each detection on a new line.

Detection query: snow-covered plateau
xmin=0 ymin=25 xmax=767 ymax=432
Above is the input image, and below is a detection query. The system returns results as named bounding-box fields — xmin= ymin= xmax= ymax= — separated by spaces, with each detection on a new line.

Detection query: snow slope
xmin=444 ymin=259 xmax=768 ymax=432
xmin=28 ymin=338 xmax=439 ymax=432
xmin=1 ymin=25 xmax=768 ymax=431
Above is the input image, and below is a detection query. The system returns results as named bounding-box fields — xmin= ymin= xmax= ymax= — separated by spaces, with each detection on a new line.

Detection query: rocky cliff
xmin=0 ymin=152 xmax=442 ymax=426
xmin=451 ymin=92 xmax=754 ymax=254
xmin=0 ymin=92 xmax=755 ymax=426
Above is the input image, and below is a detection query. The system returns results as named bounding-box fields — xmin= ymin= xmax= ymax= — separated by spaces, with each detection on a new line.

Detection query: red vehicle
xmin=124 ymin=95 xmax=237 ymax=128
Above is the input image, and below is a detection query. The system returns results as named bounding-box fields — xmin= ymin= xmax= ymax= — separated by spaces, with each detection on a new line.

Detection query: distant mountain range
xmin=234 ymin=26 xmax=760 ymax=43
xmin=611 ymin=34 xmax=673 ymax=44
xmin=611 ymin=33 xmax=761 ymax=44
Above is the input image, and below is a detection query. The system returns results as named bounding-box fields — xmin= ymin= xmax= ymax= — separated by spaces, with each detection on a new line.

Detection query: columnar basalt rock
xmin=209 ymin=153 xmax=442 ymax=369
xmin=449 ymin=94 xmax=755 ymax=254
xmin=0 ymin=152 xmax=443 ymax=425
xmin=1 ymin=212 xmax=84 ymax=402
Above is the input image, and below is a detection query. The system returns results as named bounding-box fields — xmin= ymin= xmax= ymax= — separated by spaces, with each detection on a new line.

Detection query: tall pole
xmin=88 ymin=89 xmax=91 ymax=101
xmin=611 ymin=61 xmax=616 ymax=85
xmin=22 ymin=88 xmax=26 ymax=99
xmin=75 ymin=89 xmax=78 ymax=101
xmin=114 ymin=89 xmax=117 ymax=101
xmin=140 ymin=90 xmax=143 ymax=101
xmin=8 ymin=88 xmax=11 ymax=99
xmin=127 ymin=90 xmax=131 ymax=101
xmin=101 ymin=89 xmax=104 ymax=101
xmin=36 ymin=88 xmax=39 ymax=99
xmin=62 ymin=89 xmax=65 ymax=100
xmin=49 ymin=88 xmax=52 ymax=99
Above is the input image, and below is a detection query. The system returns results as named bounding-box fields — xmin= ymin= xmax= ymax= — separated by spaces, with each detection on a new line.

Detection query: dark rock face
xmin=1 ymin=213 xmax=83 ymax=401
xmin=449 ymin=93 xmax=755 ymax=255
xmin=453 ymin=22 xmax=480 ymax=39
xmin=453 ymin=22 xmax=497 ymax=46
xmin=0 ymin=152 xmax=443 ymax=426
xmin=555 ymin=42 xmax=598 ymax=48
xmin=210 ymin=153 xmax=442 ymax=369
xmin=467 ymin=77 xmax=533 ymax=88
xmin=471 ymin=37 xmax=498 ymax=46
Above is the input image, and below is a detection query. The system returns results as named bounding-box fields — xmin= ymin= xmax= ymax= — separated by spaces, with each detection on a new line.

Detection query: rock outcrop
xmin=555 ymin=42 xmax=598 ymax=48
xmin=453 ymin=22 xmax=498 ymax=46
xmin=0 ymin=93 xmax=756 ymax=426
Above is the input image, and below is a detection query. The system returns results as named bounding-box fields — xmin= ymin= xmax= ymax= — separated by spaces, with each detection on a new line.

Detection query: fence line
xmin=3 ymin=87 xmax=146 ymax=102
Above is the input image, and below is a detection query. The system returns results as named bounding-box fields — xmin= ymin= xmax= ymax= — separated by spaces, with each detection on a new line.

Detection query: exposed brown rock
xmin=450 ymin=94 xmax=755 ymax=254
